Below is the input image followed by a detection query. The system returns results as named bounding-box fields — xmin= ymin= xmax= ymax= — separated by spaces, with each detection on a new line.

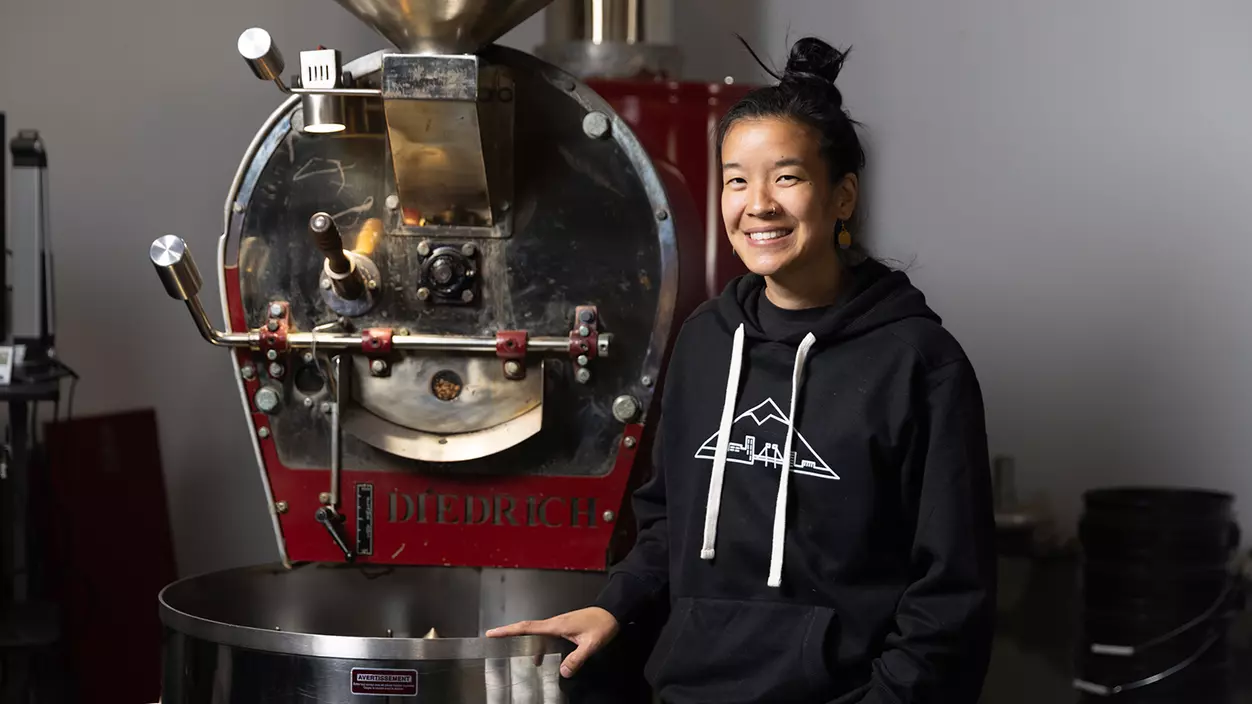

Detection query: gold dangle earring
xmin=836 ymin=220 xmax=852 ymax=250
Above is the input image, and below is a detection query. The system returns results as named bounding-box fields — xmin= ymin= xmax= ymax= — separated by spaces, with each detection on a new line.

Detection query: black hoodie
xmin=593 ymin=260 xmax=997 ymax=704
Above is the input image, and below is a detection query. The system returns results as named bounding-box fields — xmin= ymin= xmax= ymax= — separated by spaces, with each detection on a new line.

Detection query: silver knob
xmin=254 ymin=387 xmax=281 ymax=414
xmin=238 ymin=28 xmax=285 ymax=81
xmin=612 ymin=395 xmax=640 ymax=422
xmin=150 ymin=235 xmax=202 ymax=300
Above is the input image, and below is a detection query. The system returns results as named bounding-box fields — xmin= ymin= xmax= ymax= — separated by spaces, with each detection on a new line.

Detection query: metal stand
xmin=0 ymin=377 xmax=63 ymax=703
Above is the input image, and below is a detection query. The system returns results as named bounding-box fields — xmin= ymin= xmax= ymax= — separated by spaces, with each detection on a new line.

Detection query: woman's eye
xmin=777 ymin=174 xmax=799 ymax=184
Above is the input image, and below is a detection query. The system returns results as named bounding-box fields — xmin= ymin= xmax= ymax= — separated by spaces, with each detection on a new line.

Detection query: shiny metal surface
xmin=151 ymin=234 xmax=202 ymax=300
xmin=224 ymin=44 xmax=677 ymax=477
xmin=331 ymin=0 xmax=556 ymax=55
xmin=539 ymin=0 xmax=679 ymax=78
xmin=160 ymin=563 xmax=606 ymax=703
xmin=354 ymin=354 xmax=542 ymax=436
xmin=237 ymin=27 xmax=285 ymax=81
xmin=382 ymin=54 xmax=512 ymax=231
xmin=534 ymin=40 xmax=681 ymax=80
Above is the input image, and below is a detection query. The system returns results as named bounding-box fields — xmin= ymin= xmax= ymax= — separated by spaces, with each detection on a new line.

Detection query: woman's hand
xmin=485 ymin=607 xmax=620 ymax=678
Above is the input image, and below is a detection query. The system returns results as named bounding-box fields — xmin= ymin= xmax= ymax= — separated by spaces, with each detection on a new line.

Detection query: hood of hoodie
xmin=716 ymin=258 xmax=942 ymax=346
xmin=592 ymin=258 xmax=997 ymax=704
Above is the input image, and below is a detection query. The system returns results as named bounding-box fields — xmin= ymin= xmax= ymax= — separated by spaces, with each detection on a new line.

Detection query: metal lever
xmin=237 ymin=28 xmax=290 ymax=93
xmin=310 ymin=213 xmax=365 ymax=300
xmin=150 ymin=235 xmax=251 ymax=347
xmin=315 ymin=506 xmax=355 ymax=562
xmin=148 ymin=235 xmax=611 ymax=355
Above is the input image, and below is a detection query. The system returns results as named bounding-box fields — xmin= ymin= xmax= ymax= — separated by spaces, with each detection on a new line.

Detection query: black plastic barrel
xmin=1075 ymin=487 xmax=1242 ymax=703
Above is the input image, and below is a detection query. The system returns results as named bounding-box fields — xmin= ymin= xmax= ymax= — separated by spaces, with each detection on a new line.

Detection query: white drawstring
xmin=701 ymin=324 xmax=745 ymax=561
xmin=700 ymin=324 xmax=817 ymax=589
xmin=767 ymin=333 xmax=816 ymax=587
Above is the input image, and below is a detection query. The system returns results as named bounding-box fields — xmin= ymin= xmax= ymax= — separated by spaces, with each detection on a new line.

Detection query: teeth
xmin=749 ymin=230 xmax=790 ymax=241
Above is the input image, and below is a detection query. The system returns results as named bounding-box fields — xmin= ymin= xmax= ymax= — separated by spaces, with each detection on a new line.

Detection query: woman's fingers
xmin=559 ymin=641 xmax=594 ymax=678
xmin=485 ymin=618 xmax=557 ymax=638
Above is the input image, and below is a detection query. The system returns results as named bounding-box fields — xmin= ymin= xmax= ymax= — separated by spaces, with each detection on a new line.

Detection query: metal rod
xmin=330 ymin=355 xmax=345 ymax=508
xmin=185 ymin=296 xmax=254 ymax=347
xmin=290 ymin=87 xmax=381 ymax=97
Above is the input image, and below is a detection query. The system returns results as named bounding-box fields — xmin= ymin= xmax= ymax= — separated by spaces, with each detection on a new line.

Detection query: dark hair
xmin=717 ymin=36 xmax=865 ymax=185
xmin=717 ymin=37 xmax=870 ymax=261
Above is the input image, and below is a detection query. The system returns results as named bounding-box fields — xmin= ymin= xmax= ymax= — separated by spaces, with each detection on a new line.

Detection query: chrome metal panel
xmin=159 ymin=563 xmax=606 ymax=702
xmin=342 ymin=399 xmax=544 ymax=462
xmin=226 ymin=46 xmax=680 ymax=479
xmin=353 ymin=355 xmax=542 ymax=435
xmin=382 ymin=55 xmax=513 ymax=231
xmin=332 ymin=0 xmax=556 ymax=55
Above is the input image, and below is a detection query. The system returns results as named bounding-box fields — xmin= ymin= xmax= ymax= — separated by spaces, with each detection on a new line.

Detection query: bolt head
xmin=241 ymin=364 xmax=256 ymax=380
xmin=623 ymin=436 xmax=637 ymax=449
xmin=583 ymin=111 xmax=611 ymax=139
xmin=461 ymin=243 xmax=476 ymax=257
xmin=504 ymin=360 xmax=523 ymax=376
xmin=320 ymin=402 xmax=332 ymax=414
xmin=275 ymin=501 xmax=289 ymax=514
xmin=267 ymin=320 xmax=279 ymax=332
xmin=461 ymin=289 xmax=475 ymax=303
xmin=578 ymin=325 xmax=590 ymax=337
xmin=266 ymin=349 xmax=278 ymax=361
xmin=268 ymin=362 xmax=285 ymax=378
xmin=257 ymin=427 xmax=271 ymax=438
xmin=268 ymin=303 xmax=284 ymax=317
xmin=655 ymin=209 xmax=669 ymax=221
xmin=577 ymin=355 xmax=589 ymax=367
xmin=319 ymin=492 xmax=331 ymax=504
xmin=370 ymin=359 xmax=387 ymax=374
xmin=575 ymin=368 xmax=592 ymax=384
xmin=385 ymin=194 xmax=400 ymax=210
xmin=417 ymin=241 xmax=431 ymax=257
xmin=303 ymin=352 xmax=315 ymax=363
xmin=641 ymin=375 xmax=653 ymax=387
xmin=417 ymin=287 xmax=431 ymax=301
xmin=254 ymin=387 xmax=281 ymax=413
xmin=233 ymin=202 xmax=244 ymax=213
xmin=612 ymin=395 xmax=640 ymax=422
xmin=367 ymin=279 xmax=378 ymax=290
xmin=303 ymin=397 xmax=314 ymax=408
xmin=321 ymin=278 xmax=332 ymax=290
xmin=603 ymin=510 xmax=616 ymax=522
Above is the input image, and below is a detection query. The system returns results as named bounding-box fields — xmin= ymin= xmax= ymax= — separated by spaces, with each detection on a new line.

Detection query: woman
xmin=489 ymin=36 xmax=998 ymax=704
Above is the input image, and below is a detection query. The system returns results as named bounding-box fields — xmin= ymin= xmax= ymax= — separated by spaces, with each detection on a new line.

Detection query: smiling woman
xmin=489 ymin=36 xmax=998 ymax=704
xmin=717 ymin=37 xmax=866 ymax=310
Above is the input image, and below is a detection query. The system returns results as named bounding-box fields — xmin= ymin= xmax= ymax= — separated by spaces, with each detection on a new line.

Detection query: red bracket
xmin=569 ymin=306 xmax=599 ymax=360
xmin=496 ymin=331 xmax=528 ymax=380
xmin=362 ymin=328 xmax=394 ymax=355
xmin=260 ymin=302 xmax=290 ymax=355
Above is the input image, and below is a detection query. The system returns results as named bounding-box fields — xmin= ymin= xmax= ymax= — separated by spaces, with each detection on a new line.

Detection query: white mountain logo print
xmin=695 ymin=399 xmax=839 ymax=480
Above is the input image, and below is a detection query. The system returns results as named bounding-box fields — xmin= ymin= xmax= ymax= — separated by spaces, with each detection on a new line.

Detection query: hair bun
xmin=782 ymin=37 xmax=849 ymax=95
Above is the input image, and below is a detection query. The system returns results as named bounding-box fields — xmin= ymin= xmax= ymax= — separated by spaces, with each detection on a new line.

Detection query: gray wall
xmin=2 ymin=0 xmax=1249 ymax=578
xmin=674 ymin=0 xmax=1252 ymax=544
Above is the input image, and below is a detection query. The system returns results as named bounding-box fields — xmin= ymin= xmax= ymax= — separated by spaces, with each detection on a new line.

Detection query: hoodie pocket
xmin=645 ymin=597 xmax=840 ymax=703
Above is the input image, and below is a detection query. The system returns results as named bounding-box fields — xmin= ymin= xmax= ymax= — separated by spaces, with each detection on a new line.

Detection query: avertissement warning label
xmin=350 ymin=668 xmax=418 ymax=696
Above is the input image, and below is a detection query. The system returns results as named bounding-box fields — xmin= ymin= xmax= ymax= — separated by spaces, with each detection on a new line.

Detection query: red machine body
xmin=588 ymin=78 xmax=753 ymax=301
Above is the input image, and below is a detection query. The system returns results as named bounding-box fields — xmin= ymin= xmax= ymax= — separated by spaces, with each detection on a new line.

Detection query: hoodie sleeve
xmin=592 ymin=421 xmax=670 ymax=625
xmin=854 ymin=359 xmax=998 ymax=704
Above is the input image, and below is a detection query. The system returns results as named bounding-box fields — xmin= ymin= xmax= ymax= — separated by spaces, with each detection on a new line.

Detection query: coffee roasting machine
xmin=148 ymin=1 xmax=754 ymax=701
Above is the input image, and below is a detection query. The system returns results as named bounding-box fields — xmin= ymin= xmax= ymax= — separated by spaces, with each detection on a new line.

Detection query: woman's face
xmin=721 ymin=117 xmax=857 ymax=280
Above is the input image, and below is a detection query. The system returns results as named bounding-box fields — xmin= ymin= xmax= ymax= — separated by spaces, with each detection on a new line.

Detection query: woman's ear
xmin=834 ymin=173 xmax=859 ymax=221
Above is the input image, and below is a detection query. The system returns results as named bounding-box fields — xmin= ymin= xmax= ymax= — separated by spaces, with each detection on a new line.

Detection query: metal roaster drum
xmin=158 ymin=564 xmax=606 ymax=702
xmin=149 ymin=0 xmax=705 ymax=701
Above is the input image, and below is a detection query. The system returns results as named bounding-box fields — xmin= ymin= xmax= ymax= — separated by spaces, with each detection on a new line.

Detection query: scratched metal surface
xmin=232 ymin=46 xmax=670 ymax=477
